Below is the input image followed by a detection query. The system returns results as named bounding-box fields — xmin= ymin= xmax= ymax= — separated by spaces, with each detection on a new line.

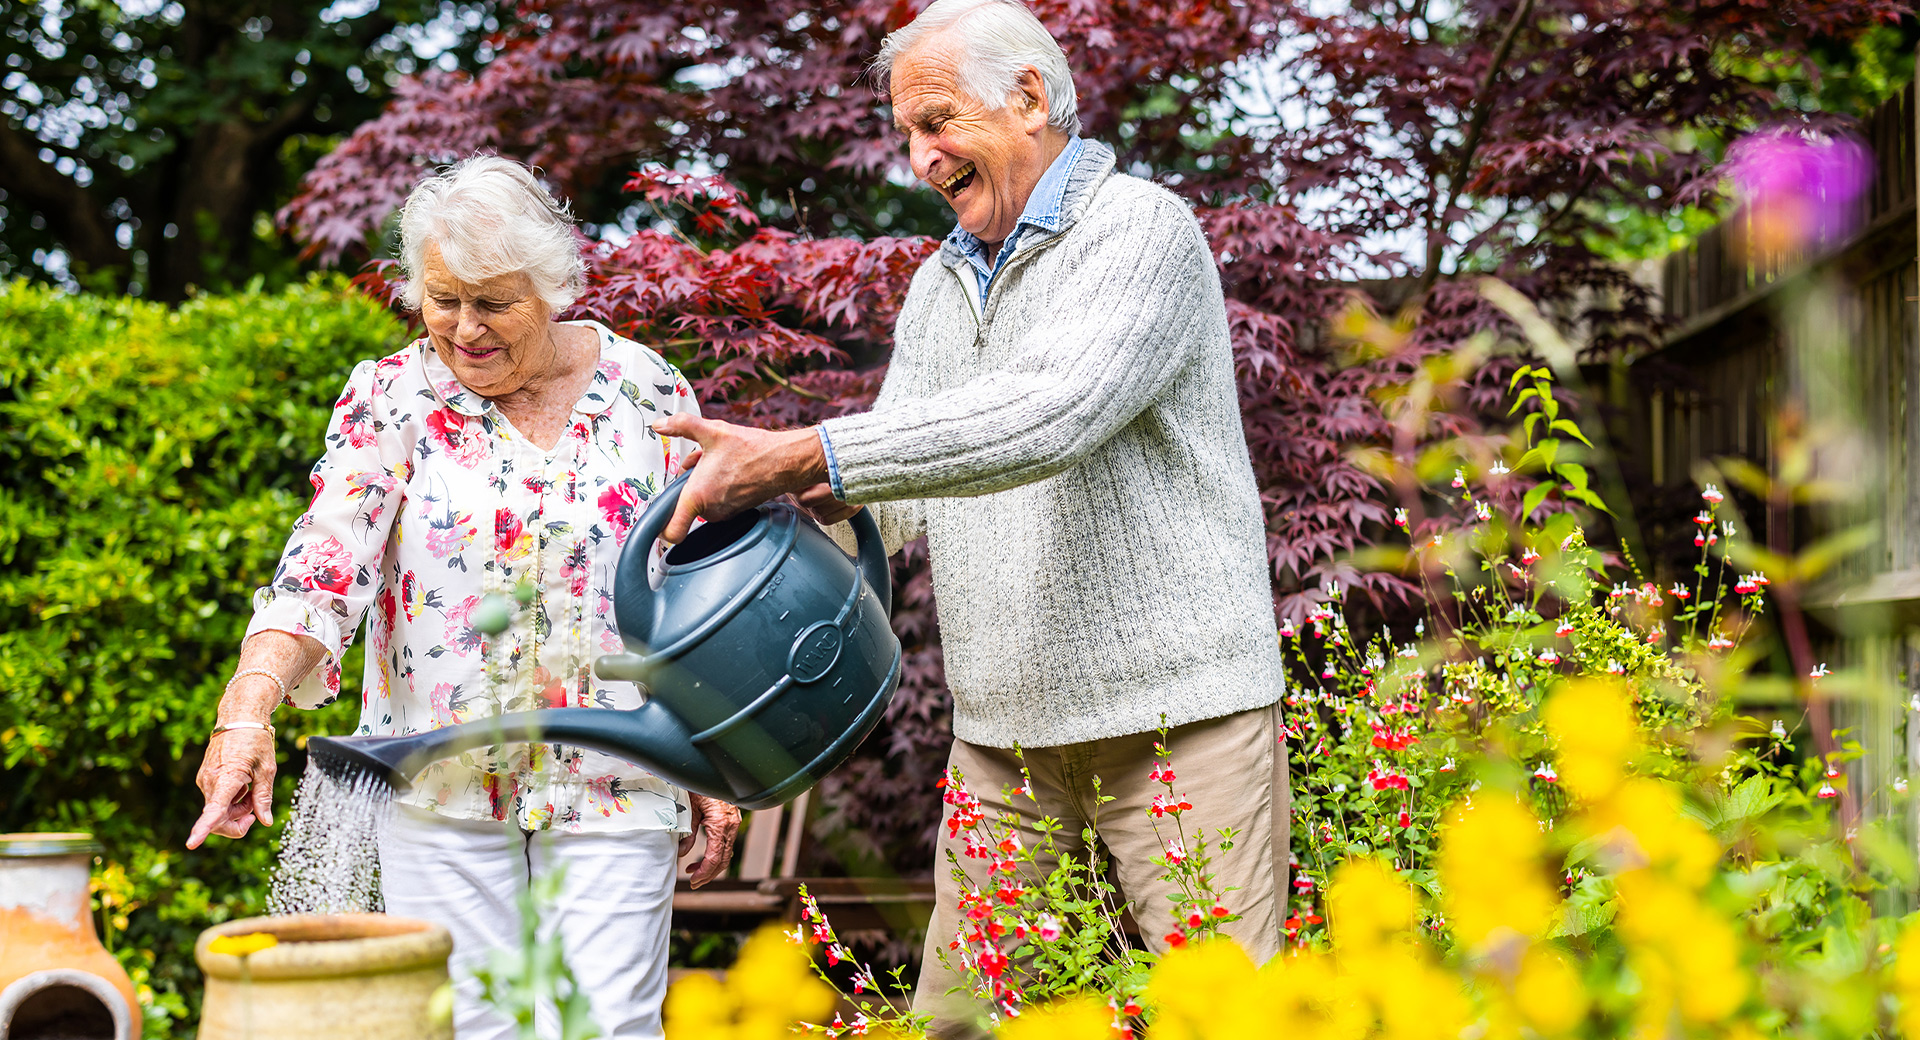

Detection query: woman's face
xmin=418 ymin=242 xmax=558 ymax=399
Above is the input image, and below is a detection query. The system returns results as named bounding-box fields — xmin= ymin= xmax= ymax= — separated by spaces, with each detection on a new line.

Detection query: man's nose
xmin=909 ymin=134 xmax=942 ymax=186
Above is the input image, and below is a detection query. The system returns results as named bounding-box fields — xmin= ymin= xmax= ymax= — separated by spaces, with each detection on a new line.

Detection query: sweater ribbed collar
xmin=937 ymin=139 xmax=1118 ymax=270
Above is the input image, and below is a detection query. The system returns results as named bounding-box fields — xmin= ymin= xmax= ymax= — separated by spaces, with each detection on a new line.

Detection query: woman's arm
xmin=187 ymin=631 xmax=326 ymax=848
xmin=189 ymin=357 xmax=405 ymax=848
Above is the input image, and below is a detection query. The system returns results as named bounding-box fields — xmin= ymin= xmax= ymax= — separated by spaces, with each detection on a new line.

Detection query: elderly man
xmin=651 ymin=0 xmax=1287 ymax=1028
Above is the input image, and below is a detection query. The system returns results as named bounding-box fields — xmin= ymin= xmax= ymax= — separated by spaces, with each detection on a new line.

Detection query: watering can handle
xmin=597 ymin=467 xmax=893 ymax=681
xmin=848 ymin=504 xmax=892 ymax=617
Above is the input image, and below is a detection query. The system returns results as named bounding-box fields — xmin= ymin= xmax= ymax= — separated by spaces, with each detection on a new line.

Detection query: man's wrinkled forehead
xmin=886 ymin=39 xmax=971 ymax=134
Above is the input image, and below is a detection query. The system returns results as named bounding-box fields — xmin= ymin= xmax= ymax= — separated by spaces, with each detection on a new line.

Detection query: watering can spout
xmin=306 ymin=701 xmax=725 ymax=798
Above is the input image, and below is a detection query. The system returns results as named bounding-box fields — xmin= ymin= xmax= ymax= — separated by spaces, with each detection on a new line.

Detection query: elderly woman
xmin=187 ymin=155 xmax=739 ymax=1040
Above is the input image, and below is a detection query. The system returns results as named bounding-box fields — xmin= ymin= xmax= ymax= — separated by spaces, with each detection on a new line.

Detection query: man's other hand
xmin=651 ymin=415 xmax=828 ymax=544
xmin=795 ymin=482 xmax=863 ymax=526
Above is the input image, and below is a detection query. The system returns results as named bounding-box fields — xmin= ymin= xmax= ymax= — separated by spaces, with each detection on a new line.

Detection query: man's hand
xmin=795 ymin=482 xmax=863 ymax=526
xmin=187 ymin=730 xmax=277 ymax=849
xmin=680 ymin=792 xmax=742 ymax=888
xmin=651 ymin=415 xmax=829 ymax=544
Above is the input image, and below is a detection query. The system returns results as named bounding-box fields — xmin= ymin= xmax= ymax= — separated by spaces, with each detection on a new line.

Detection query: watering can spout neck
xmin=307 ymin=702 xmax=726 ymax=800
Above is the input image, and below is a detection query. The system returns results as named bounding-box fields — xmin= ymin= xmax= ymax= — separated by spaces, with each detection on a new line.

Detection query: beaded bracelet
xmin=224 ymin=667 xmax=288 ymax=703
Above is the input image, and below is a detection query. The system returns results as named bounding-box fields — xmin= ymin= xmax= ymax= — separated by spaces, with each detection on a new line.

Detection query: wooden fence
xmin=1631 ymin=80 xmax=1919 ymax=863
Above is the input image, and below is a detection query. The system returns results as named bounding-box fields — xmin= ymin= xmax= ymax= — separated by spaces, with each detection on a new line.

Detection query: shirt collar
xmin=942 ymin=136 xmax=1087 ymax=263
xmin=419 ymin=321 xmax=622 ymax=418
xmin=939 ymin=138 xmax=1115 ymax=270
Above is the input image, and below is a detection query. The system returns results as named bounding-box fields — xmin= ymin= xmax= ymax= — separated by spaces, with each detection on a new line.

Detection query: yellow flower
xmin=1327 ymin=857 xmax=1418 ymax=953
xmin=664 ymin=925 xmax=837 ymax=1040
xmin=1614 ymin=873 xmax=1747 ymax=1025
xmin=1149 ymin=938 xmax=1261 ymax=1038
xmin=998 ymin=997 xmax=1111 ymax=1040
xmin=1259 ymin=947 xmax=1370 ymax=1040
xmin=1896 ymin=919 xmax=1920 ymax=1038
xmin=1371 ymin=949 xmax=1473 ymax=1040
xmin=1587 ymin=778 xmax=1719 ymax=888
xmin=206 ymin=932 xmax=279 ymax=957
xmin=1438 ymin=797 xmax=1558 ymax=949
xmin=1543 ymin=678 xmax=1638 ymax=801
xmin=1511 ymin=944 xmax=1587 ymax=1035
xmin=663 ymin=972 xmax=732 ymax=1038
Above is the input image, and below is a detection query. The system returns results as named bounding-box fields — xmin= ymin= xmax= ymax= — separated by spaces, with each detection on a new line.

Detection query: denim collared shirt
xmin=947 ymin=136 xmax=1086 ymax=310
xmin=818 ymin=138 xmax=1089 ymax=497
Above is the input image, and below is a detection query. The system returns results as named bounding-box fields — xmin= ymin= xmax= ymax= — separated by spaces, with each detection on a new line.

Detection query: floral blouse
xmin=248 ymin=321 xmax=698 ymax=833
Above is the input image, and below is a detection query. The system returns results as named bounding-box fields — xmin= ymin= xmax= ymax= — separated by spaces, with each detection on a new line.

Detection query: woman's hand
xmin=187 ymin=728 xmax=277 ymax=849
xmin=680 ymin=792 xmax=742 ymax=888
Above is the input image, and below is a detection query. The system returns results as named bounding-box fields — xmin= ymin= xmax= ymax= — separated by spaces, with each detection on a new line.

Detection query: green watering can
xmin=308 ymin=471 xmax=902 ymax=809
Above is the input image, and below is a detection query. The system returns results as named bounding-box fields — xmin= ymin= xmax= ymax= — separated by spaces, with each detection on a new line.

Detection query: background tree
xmin=0 ymin=0 xmax=501 ymax=299
xmin=298 ymin=0 xmax=1908 ymax=879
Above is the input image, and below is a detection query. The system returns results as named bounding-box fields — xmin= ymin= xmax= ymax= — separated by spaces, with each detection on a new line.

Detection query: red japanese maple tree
xmin=290 ymin=0 xmax=1903 ymax=871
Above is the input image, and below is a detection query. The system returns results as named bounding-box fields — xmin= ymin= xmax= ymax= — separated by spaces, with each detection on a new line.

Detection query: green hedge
xmin=0 ymin=277 xmax=407 ymax=1036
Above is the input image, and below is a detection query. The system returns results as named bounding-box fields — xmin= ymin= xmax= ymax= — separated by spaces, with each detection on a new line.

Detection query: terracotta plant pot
xmin=194 ymin=914 xmax=453 ymax=1040
xmin=0 ymin=832 xmax=141 ymax=1040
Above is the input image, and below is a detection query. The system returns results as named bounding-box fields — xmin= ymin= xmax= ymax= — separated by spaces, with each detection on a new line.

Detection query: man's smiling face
xmin=890 ymin=37 xmax=1055 ymax=251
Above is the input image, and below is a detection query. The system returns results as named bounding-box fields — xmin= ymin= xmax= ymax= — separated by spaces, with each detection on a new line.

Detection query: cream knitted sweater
xmin=820 ymin=141 xmax=1284 ymax=748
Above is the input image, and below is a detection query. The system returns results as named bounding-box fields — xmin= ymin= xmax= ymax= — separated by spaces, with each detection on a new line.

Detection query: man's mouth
xmin=938 ymin=162 xmax=977 ymax=199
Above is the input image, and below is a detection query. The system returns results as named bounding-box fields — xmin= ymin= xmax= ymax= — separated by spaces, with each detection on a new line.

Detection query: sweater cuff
xmin=818 ymin=426 xmax=846 ymax=500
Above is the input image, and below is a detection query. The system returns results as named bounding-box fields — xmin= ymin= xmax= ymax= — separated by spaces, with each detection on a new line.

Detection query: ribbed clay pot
xmin=194 ymin=914 xmax=453 ymax=1040
xmin=0 ymin=832 xmax=141 ymax=1040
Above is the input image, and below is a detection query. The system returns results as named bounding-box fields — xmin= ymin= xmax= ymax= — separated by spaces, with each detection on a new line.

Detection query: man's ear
xmin=1015 ymin=67 xmax=1050 ymax=134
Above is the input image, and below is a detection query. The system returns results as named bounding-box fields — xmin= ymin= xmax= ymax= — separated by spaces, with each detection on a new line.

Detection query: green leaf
xmin=1549 ymin=418 xmax=1594 ymax=447
xmin=1522 ymin=481 xmax=1555 ymax=518
xmin=1516 ymin=441 xmax=1559 ymax=472
xmin=1724 ymin=775 xmax=1786 ymax=823
xmin=1566 ymin=487 xmax=1612 ymax=514
xmin=1792 ymin=524 xmax=1879 ymax=584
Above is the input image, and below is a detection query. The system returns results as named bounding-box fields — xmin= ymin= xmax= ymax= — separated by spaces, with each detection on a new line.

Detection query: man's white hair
xmin=873 ymin=0 xmax=1081 ymax=137
xmin=397 ymin=155 xmax=586 ymax=311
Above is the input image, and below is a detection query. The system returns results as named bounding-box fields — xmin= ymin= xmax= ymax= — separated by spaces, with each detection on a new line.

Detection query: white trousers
xmin=378 ymin=806 xmax=679 ymax=1040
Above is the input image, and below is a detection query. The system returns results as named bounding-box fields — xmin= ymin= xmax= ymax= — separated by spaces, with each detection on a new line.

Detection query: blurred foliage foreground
xmin=0 ymin=277 xmax=397 ymax=1034
xmin=667 ymin=285 xmax=1920 ymax=1040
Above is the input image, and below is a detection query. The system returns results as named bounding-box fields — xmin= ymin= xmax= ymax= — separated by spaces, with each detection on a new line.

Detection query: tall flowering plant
xmin=667 ymin=675 xmax=1917 ymax=1040
xmin=1279 ymin=338 xmax=1774 ymax=942
xmin=787 ymin=735 xmax=1240 ymax=1039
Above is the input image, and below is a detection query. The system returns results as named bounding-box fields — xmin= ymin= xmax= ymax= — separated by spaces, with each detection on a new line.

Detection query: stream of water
xmin=266 ymin=764 xmax=393 ymax=915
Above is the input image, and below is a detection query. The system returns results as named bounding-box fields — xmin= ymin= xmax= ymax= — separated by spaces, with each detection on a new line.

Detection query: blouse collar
xmin=418 ymin=320 xmax=623 ymax=419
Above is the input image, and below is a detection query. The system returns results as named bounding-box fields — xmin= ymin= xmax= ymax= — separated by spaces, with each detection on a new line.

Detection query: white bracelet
xmin=210 ymin=720 xmax=276 ymax=737
xmin=225 ymin=668 xmax=289 ymax=702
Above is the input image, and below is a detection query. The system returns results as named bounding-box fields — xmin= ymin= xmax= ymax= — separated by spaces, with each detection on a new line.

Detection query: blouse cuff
xmin=246 ymin=590 xmax=347 ymax=709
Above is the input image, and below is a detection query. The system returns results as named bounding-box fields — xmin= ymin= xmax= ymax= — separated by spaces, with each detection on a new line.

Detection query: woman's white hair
xmin=872 ymin=0 xmax=1080 ymax=137
xmin=396 ymin=155 xmax=586 ymax=311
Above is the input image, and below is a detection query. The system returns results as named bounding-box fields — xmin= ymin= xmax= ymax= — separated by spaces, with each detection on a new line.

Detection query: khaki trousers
xmin=912 ymin=703 xmax=1288 ymax=1038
